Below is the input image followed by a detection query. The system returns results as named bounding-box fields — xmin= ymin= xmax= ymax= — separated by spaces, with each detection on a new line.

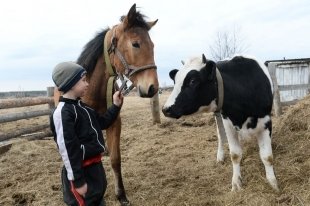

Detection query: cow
xmin=162 ymin=54 xmax=279 ymax=192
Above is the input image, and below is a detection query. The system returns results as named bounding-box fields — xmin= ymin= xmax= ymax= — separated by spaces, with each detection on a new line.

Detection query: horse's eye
xmin=132 ymin=42 xmax=140 ymax=48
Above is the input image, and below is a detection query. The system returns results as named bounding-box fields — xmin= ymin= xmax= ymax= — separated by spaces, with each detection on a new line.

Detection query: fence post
xmin=268 ymin=63 xmax=282 ymax=116
xmin=150 ymin=92 xmax=161 ymax=124
xmin=47 ymin=87 xmax=55 ymax=110
xmin=308 ymin=63 xmax=310 ymax=94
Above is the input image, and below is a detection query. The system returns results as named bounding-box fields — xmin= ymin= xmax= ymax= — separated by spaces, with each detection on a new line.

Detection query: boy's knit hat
xmin=52 ymin=62 xmax=87 ymax=93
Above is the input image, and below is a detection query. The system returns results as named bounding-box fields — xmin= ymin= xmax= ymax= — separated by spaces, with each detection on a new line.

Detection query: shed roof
xmin=265 ymin=58 xmax=310 ymax=66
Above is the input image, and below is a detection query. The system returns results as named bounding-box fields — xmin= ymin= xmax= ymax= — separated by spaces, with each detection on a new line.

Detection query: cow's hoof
xmin=268 ymin=179 xmax=279 ymax=192
xmin=216 ymin=158 xmax=225 ymax=164
xmin=217 ymin=152 xmax=225 ymax=162
xmin=231 ymin=176 xmax=242 ymax=191
xmin=120 ymin=199 xmax=130 ymax=206
xmin=118 ymin=195 xmax=130 ymax=206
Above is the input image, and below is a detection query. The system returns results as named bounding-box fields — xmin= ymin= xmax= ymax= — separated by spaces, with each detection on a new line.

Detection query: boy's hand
xmin=113 ymin=91 xmax=124 ymax=107
xmin=76 ymin=183 xmax=87 ymax=197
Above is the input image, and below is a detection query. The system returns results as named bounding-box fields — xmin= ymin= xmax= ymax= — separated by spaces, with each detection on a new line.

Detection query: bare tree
xmin=209 ymin=26 xmax=249 ymax=61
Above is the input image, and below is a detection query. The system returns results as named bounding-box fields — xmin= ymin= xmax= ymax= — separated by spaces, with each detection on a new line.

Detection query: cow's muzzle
xmin=162 ymin=106 xmax=181 ymax=119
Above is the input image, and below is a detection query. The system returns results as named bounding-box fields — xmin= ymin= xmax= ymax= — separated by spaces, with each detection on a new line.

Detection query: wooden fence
xmin=0 ymin=86 xmax=161 ymax=145
xmin=267 ymin=60 xmax=310 ymax=116
xmin=0 ymin=87 xmax=55 ymax=141
xmin=0 ymin=87 xmax=55 ymax=142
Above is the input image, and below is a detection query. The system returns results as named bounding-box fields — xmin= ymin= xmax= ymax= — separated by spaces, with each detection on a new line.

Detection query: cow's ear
xmin=201 ymin=54 xmax=216 ymax=81
xmin=202 ymin=54 xmax=208 ymax=64
xmin=169 ymin=69 xmax=178 ymax=81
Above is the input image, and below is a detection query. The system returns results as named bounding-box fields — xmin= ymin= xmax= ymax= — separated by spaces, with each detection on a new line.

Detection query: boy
xmin=50 ymin=62 xmax=123 ymax=206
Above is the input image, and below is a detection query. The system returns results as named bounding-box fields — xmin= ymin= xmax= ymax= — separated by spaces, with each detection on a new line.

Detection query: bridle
xmin=105 ymin=27 xmax=157 ymax=81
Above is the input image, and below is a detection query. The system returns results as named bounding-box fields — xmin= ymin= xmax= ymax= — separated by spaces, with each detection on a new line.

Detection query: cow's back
xmin=216 ymin=56 xmax=273 ymax=127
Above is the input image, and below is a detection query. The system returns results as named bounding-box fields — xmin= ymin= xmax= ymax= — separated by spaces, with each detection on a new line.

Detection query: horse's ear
xmin=201 ymin=54 xmax=216 ymax=81
xmin=147 ymin=19 xmax=158 ymax=30
xmin=169 ymin=69 xmax=179 ymax=82
xmin=123 ymin=4 xmax=137 ymax=29
xmin=181 ymin=60 xmax=185 ymax=65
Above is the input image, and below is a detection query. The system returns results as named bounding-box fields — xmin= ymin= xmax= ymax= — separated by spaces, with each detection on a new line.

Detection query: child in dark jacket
xmin=50 ymin=61 xmax=123 ymax=206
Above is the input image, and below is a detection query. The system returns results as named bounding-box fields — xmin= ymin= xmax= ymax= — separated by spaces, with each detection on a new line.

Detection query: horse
xmin=53 ymin=4 xmax=158 ymax=205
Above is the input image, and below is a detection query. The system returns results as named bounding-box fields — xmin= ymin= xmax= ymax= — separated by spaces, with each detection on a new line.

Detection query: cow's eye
xmin=132 ymin=42 xmax=140 ymax=48
xmin=189 ymin=79 xmax=196 ymax=86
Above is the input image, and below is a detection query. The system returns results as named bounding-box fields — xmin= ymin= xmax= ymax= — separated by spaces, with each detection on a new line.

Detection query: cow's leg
xmin=215 ymin=114 xmax=226 ymax=163
xmin=223 ymin=118 xmax=242 ymax=191
xmin=105 ymin=116 xmax=129 ymax=205
xmin=256 ymin=123 xmax=279 ymax=191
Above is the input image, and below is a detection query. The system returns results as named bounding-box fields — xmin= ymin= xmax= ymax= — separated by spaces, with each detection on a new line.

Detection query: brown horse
xmin=54 ymin=4 xmax=158 ymax=205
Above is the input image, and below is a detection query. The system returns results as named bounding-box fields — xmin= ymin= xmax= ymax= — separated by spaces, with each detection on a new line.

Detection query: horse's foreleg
xmin=105 ymin=115 xmax=130 ymax=205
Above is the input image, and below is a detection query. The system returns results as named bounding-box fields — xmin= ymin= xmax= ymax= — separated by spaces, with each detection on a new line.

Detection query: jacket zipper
xmin=78 ymin=101 xmax=106 ymax=150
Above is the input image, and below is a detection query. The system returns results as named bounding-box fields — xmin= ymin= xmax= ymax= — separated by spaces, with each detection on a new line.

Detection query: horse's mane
xmin=120 ymin=11 xmax=150 ymax=30
xmin=77 ymin=11 xmax=149 ymax=74
xmin=77 ymin=28 xmax=108 ymax=74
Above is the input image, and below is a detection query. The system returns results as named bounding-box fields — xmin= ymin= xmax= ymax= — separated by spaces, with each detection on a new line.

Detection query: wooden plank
xmin=24 ymin=130 xmax=53 ymax=141
xmin=0 ymin=141 xmax=12 ymax=155
xmin=268 ymin=62 xmax=282 ymax=116
xmin=278 ymin=84 xmax=310 ymax=91
xmin=0 ymin=124 xmax=50 ymax=141
xmin=281 ymin=99 xmax=299 ymax=107
xmin=0 ymin=97 xmax=53 ymax=109
xmin=0 ymin=109 xmax=51 ymax=123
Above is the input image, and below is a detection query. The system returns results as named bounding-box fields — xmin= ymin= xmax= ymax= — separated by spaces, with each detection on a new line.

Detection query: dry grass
xmin=0 ymin=92 xmax=309 ymax=205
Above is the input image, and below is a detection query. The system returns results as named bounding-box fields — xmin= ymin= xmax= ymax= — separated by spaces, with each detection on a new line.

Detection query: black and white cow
xmin=162 ymin=54 xmax=279 ymax=191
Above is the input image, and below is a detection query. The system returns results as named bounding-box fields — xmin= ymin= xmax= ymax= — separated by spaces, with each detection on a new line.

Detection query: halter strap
xmin=103 ymin=27 xmax=157 ymax=102
xmin=106 ymin=27 xmax=157 ymax=78
xmin=104 ymin=30 xmax=116 ymax=108
xmin=104 ymin=30 xmax=116 ymax=76
xmin=114 ymin=49 xmax=157 ymax=77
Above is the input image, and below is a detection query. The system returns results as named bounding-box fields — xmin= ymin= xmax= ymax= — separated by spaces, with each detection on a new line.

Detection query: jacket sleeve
xmin=53 ymin=105 xmax=85 ymax=188
xmin=97 ymin=104 xmax=121 ymax=129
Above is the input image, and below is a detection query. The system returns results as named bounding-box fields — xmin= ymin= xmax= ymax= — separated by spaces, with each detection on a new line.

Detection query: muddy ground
xmin=0 ymin=92 xmax=309 ymax=206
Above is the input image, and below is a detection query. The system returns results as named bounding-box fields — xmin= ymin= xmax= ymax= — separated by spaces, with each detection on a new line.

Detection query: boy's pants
xmin=61 ymin=162 xmax=107 ymax=206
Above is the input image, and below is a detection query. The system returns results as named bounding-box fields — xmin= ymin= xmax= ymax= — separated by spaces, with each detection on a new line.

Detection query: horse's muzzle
xmin=138 ymin=84 xmax=158 ymax=98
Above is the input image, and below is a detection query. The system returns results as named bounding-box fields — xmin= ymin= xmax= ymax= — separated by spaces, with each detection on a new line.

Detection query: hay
xmin=0 ymin=92 xmax=309 ymax=205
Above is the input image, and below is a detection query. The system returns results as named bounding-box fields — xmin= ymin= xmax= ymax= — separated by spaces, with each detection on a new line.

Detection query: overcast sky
xmin=0 ymin=0 xmax=309 ymax=91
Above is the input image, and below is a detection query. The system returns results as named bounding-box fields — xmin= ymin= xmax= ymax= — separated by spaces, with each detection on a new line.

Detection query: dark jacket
xmin=50 ymin=96 xmax=120 ymax=188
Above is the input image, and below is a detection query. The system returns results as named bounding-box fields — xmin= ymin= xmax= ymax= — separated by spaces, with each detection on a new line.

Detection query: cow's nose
xmin=162 ymin=106 xmax=171 ymax=116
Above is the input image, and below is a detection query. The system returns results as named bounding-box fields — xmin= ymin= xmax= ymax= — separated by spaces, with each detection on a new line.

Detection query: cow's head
xmin=162 ymin=54 xmax=218 ymax=119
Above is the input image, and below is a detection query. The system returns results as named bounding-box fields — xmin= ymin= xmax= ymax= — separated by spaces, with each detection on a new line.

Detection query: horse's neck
xmin=83 ymin=56 xmax=109 ymax=114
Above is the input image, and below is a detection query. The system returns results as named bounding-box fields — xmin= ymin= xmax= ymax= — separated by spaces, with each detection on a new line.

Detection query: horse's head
xmin=106 ymin=4 xmax=159 ymax=98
